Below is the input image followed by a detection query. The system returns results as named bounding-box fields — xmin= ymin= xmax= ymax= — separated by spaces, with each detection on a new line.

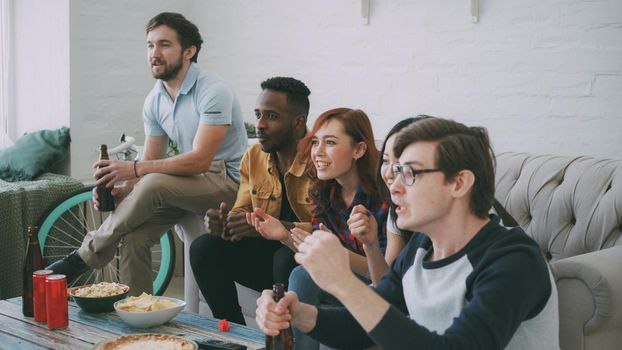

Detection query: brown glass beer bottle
xmin=97 ymin=144 xmax=115 ymax=211
xmin=266 ymin=283 xmax=294 ymax=350
xmin=22 ymin=226 xmax=44 ymax=317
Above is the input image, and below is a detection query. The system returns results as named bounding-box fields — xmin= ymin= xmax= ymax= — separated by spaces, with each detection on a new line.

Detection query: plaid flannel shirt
xmin=312 ymin=183 xmax=388 ymax=255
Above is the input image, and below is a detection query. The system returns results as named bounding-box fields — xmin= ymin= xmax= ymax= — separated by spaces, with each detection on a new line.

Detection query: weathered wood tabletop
xmin=0 ymin=298 xmax=265 ymax=349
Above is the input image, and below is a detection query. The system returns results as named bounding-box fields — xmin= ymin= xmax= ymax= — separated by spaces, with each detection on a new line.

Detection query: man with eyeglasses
xmin=255 ymin=117 xmax=560 ymax=349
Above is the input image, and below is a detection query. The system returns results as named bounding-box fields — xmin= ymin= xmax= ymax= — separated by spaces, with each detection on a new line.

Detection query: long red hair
xmin=299 ymin=108 xmax=380 ymax=217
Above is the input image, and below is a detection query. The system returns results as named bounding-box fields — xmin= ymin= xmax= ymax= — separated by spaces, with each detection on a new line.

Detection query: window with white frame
xmin=0 ymin=0 xmax=11 ymax=148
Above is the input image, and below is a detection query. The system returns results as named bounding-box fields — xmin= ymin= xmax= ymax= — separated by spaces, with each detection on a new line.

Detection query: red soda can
xmin=32 ymin=269 xmax=53 ymax=323
xmin=45 ymin=274 xmax=68 ymax=329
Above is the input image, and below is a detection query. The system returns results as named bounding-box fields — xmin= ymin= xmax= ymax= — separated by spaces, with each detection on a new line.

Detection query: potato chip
xmin=116 ymin=293 xmax=178 ymax=312
xmin=152 ymin=299 xmax=176 ymax=311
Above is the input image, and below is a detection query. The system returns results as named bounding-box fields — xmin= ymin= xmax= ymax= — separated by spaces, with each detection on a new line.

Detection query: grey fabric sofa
xmin=183 ymin=151 xmax=622 ymax=349
xmin=495 ymin=152 xmax=622 ymax=350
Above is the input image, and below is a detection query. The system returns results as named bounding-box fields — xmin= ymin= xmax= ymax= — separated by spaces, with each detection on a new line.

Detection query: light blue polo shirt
xmin=142 ymin=63 xmax=247 ymax=182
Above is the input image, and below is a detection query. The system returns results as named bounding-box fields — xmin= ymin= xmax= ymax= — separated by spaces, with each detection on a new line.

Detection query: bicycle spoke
xmin=89 ymin=204 xmax=99 ymax=232
xmin=43 ymin=237 xmax=79 ymax=259
xmin=44 ymin=254 xmax=74 ymax=259
xmin=39 ymin=187 xmax=174 ymax=296
xmin=97 ymin=269 xmax=107 ymax=283
xmin=42 ymin=244 xmax=77 ymax=249
xmin=48 ymin=223 xmax=85 ymax=246
xmin=73 ymin=269 xmax=95 ymax=287
xmin=79 ymin=202 xmax=105 ymax=233
xmin=57 ymin=207 xmax=91 ymax=237
xmin=106 ymin=264 xmax=120 ymax=282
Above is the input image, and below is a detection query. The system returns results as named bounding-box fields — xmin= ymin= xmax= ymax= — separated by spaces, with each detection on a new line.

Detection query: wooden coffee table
xmin=0 ymin=297 xmax=265 ymax=349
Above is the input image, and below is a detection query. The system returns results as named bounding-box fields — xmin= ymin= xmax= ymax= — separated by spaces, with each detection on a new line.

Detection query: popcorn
xmin=72 ymin=282 xmax=128 ymax=298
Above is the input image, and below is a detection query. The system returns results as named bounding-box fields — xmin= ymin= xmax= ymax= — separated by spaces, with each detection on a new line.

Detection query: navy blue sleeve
xmin=307 ymin=306 xmax=375 ymax=349
xmin=368 ymin=232 xmax=553 ymax=349
xmin=309 ymin=229 xmax=553 ymax=350
xmin=306 ymin=233 xmax=421 ymax=348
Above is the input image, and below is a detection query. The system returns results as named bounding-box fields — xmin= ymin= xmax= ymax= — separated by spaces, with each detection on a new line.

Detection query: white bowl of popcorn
xmin=114 ymin=293 xmax=185 ymax=328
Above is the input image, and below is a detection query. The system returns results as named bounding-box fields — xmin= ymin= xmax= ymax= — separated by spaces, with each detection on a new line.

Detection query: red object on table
xmin=45 ymin=274 xmax=68 ymax=329
xmin=218 ymin=319 xmax=230 ymax=332
xmin=33 ymin=269 xmax=53 ymax=323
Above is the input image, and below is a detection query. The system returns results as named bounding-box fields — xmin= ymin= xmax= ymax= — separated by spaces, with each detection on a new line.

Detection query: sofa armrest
xmin=550 ymin=246 xmax=622 ymax=348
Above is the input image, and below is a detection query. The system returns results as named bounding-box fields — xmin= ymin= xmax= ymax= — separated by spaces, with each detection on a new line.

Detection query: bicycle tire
xmin=37 ymin=187 xmax=175 ymax=296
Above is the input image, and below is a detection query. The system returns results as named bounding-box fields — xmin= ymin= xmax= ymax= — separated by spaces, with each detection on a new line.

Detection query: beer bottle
xmin=22 ymin=226 xmax=44 ymax=317
xmin=266 ymin=283 xmax=294 ymax=350
xmin=97 ymin=144 xmax=115 ymax=211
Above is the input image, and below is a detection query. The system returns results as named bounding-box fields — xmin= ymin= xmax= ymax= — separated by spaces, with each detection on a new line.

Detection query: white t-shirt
xmin=386 ymin=215 xmax=404 ymax=236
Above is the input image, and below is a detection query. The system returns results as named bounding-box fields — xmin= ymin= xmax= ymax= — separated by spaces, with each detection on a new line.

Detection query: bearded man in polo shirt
xmin=47 ymin=12 xmax=246 ymax=295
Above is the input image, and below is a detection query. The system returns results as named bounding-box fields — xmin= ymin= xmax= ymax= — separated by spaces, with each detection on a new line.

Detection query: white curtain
xmin=0 ymin=0 xmax=11 ymax=148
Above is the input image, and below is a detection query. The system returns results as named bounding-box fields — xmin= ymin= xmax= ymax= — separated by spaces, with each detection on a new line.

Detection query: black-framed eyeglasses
xmin=391 ymin=164 xmax=441 ymax=186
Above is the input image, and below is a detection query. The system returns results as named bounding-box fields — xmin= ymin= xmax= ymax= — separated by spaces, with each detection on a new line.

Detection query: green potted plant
xmin=244 ymin=122 xmax=257 ymax=138
xmin=244 ymin=122 xmax=258 ymax=144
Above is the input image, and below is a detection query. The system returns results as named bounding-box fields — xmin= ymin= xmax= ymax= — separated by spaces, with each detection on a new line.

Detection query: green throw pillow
xmin=0 ymin=127 xmax=71 ymax=181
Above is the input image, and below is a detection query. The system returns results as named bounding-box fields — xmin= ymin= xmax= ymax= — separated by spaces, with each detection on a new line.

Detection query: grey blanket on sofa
xmin=0 ymin=173 xmax=83 ymax=299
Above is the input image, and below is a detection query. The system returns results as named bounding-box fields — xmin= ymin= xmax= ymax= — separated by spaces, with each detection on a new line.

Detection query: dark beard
xmin=153 ymin=59 xmax=183 ymax=81
xmin=260 ymin=124 xmax=296 ymax=154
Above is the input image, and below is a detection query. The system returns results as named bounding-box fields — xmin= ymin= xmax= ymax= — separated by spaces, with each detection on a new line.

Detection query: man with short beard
xmin=189 ymin=77 xmax=314 ymax=325
xmin=47 ymin=12 xmax=247 ymax=296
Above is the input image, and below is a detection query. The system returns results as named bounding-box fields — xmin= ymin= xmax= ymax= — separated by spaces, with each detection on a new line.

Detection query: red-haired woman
xmin=248 ymin=108 xmax=388 ymax=349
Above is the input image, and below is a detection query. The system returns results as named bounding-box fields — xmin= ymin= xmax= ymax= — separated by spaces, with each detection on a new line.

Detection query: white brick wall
xmin=53 ymin=0 xmax=622 ymax=179
xmin=193 ymin=0 xmax=622 ymax=162
xmin=69 ymin=0 xmax=187 ymax=180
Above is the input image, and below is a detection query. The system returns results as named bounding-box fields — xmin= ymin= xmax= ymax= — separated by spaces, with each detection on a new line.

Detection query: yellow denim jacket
xmin=231 ymin=143 xmax=314 ymax=232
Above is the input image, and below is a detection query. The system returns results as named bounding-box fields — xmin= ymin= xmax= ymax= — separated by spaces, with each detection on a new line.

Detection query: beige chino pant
xmin=78 ymin=160 xmax=238 ymax=295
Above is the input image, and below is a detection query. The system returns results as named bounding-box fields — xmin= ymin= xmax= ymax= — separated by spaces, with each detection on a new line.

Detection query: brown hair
xmin=300 ymin=108 xmax=380 ymax=217
xmin=393 ymin=117 xmax=496 ymax=218
xmin=146 ymin=12 xmax=203 ymax=62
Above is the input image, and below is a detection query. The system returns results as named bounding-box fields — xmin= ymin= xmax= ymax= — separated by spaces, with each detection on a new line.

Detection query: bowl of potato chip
xmin=69 ymin=282 xmax=130 ymax=313
xmin=114 ymin=293 xmax=185 ymax=328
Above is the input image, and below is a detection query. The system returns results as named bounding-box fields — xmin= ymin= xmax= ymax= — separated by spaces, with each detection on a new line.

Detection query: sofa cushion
xmin=0 ymin=127 xmax=70 ymax=181
xmin=495 ymin=152 xmax=622 ymax=261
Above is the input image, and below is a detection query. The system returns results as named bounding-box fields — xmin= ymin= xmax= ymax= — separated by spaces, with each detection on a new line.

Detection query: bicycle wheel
xmin=37 ymin=187 xmax=175 ymax=296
